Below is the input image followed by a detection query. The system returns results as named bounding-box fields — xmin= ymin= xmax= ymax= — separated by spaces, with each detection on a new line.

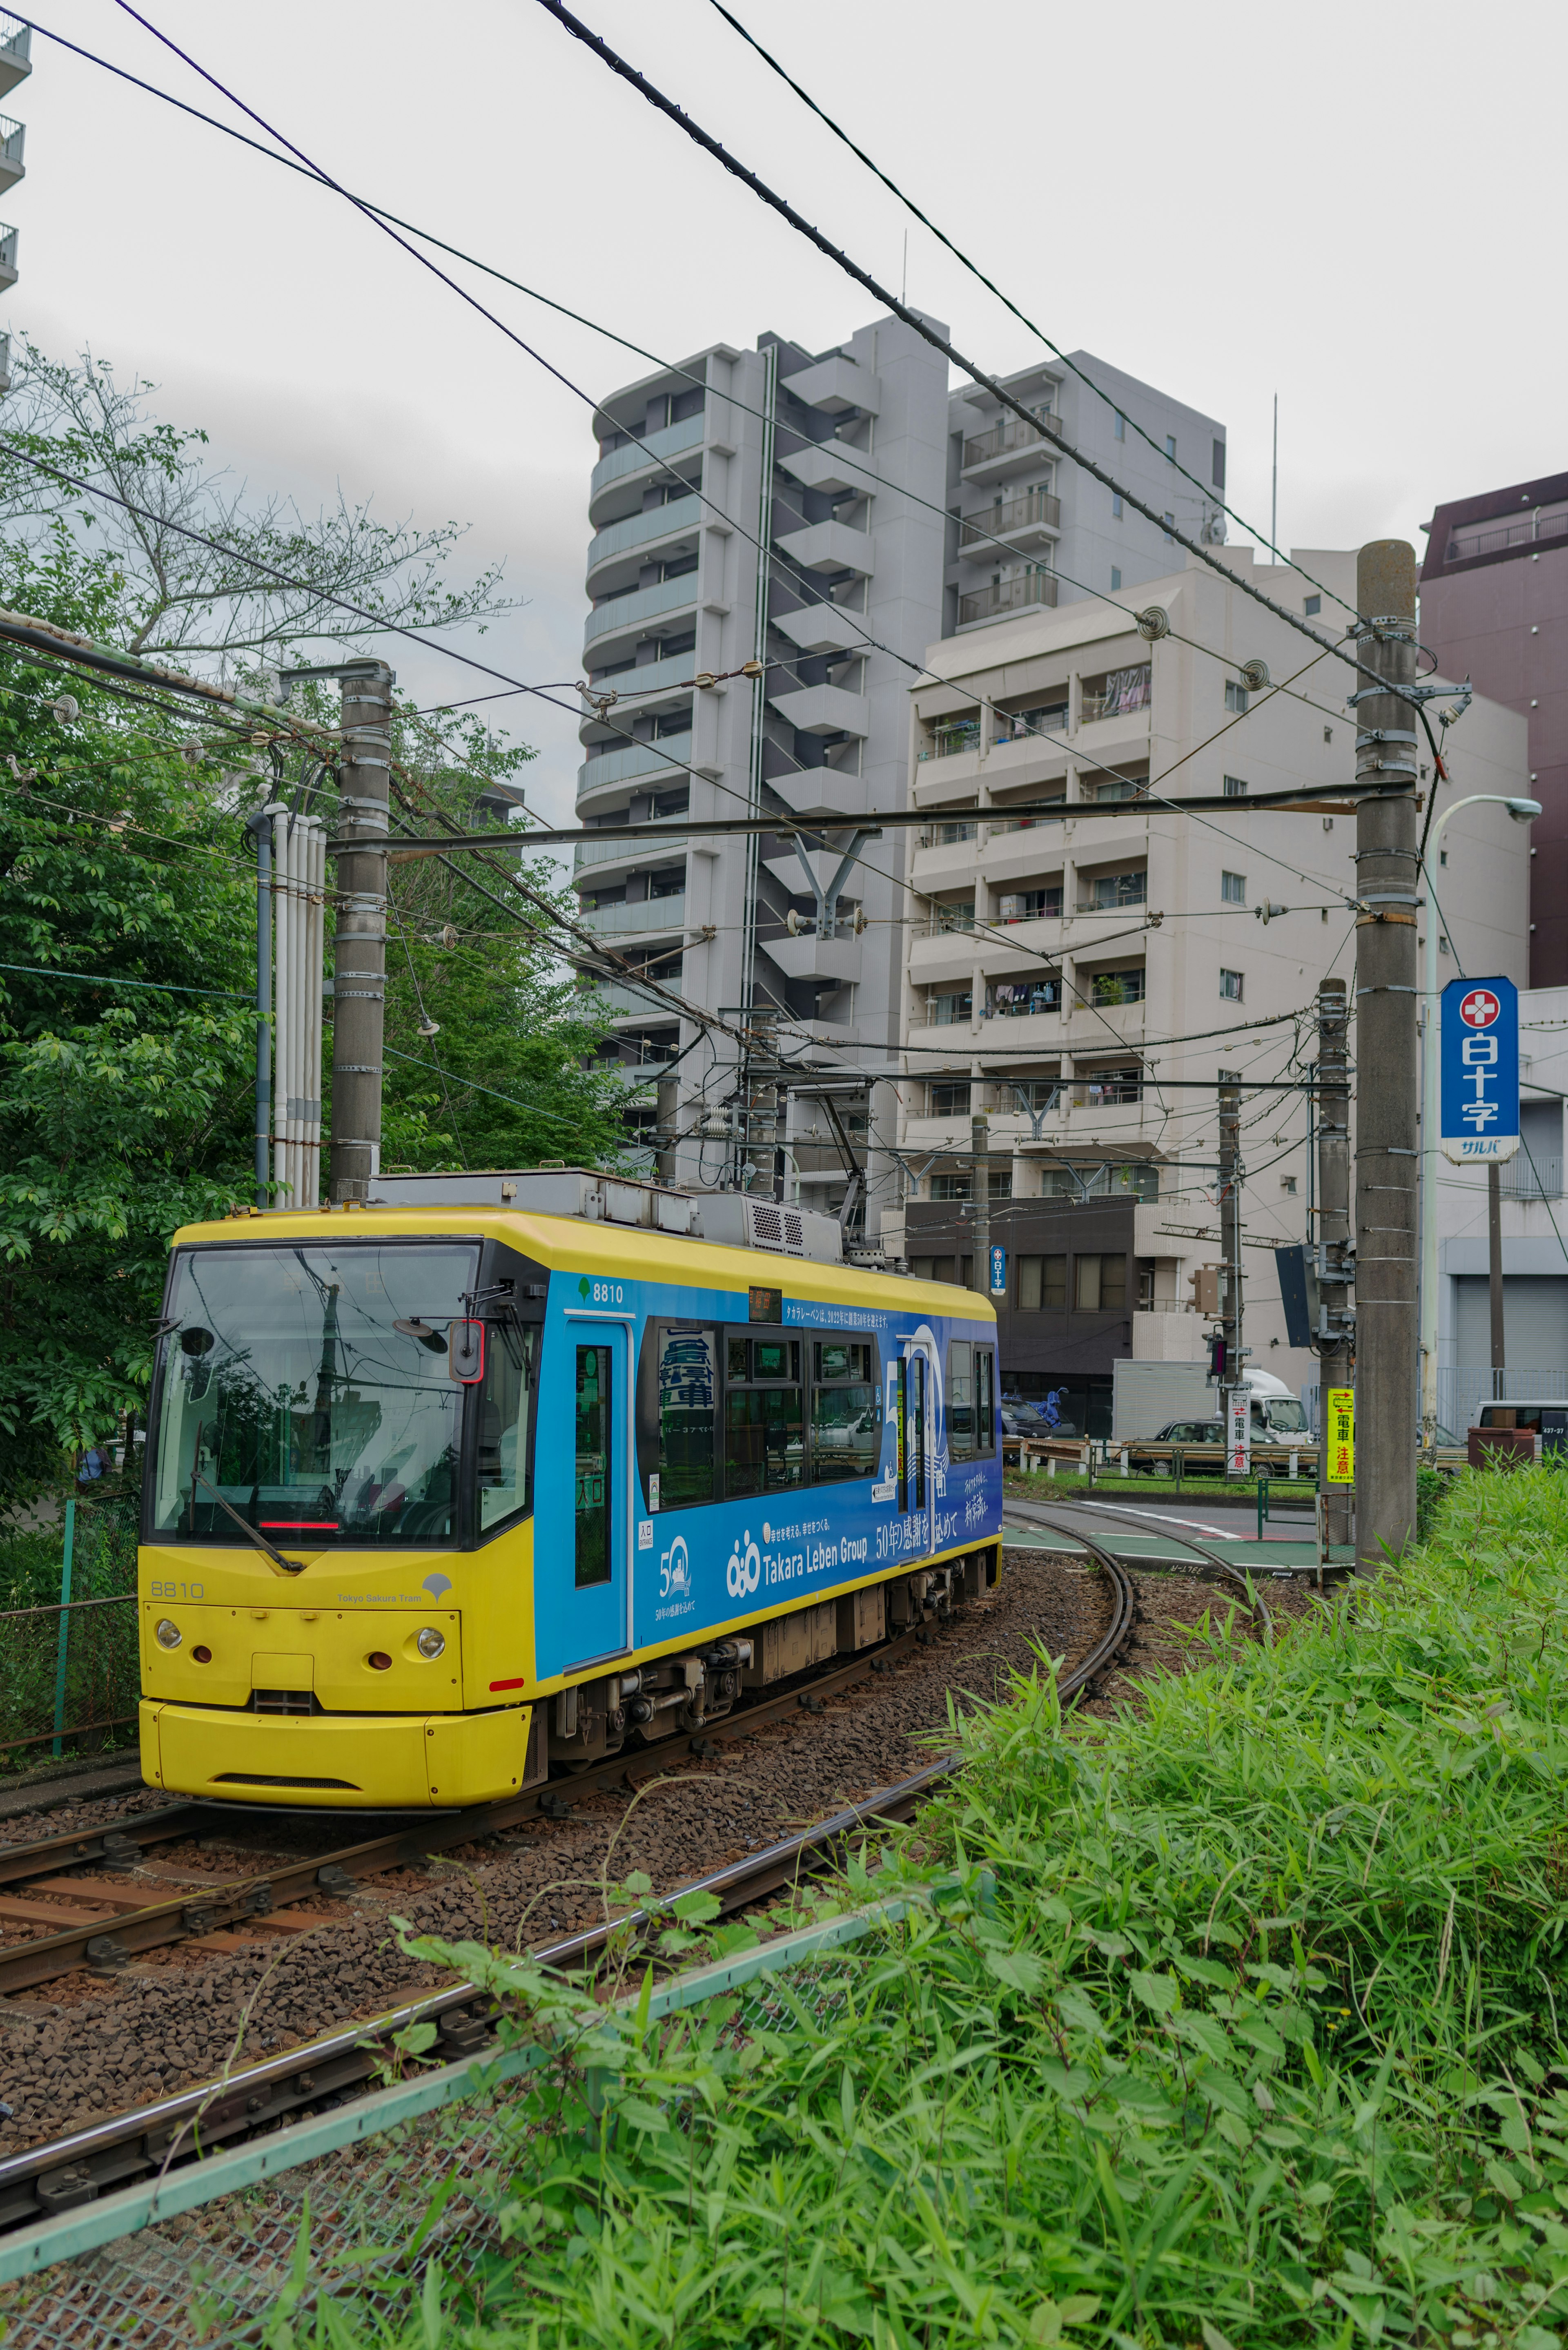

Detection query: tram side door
xmin=563 ymin=1317 xmax=632 ymax=1669
xmin=899 ymin=1338 xmax=940 ymax=1560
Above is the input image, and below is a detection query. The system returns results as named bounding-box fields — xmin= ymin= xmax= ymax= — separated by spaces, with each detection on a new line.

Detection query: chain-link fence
xmin=0 ymin=1944 xmax=866 ymax=2348
xmin=0 ymin=1496 xmax=140 ymax=1770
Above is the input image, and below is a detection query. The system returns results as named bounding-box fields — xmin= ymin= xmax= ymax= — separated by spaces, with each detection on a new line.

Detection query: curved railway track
xmin=0 ymin=1543 xmax=1138 ymax=2235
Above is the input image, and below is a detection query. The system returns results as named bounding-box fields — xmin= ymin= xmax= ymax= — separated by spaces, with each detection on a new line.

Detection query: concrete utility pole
xmin=328 ymin=660 xmax=395 ymax=1203
xmin=1352 ymin=543 xmax=1420 ymax=1572
xmin=1488 ymin=1162 xmax=1506 ymax=1397
xmin=1218 ymin=1070 xmax=1245 ymax=1478
xmin=971 ymin=1110 xmax=990 ymax=1293
xmin=1314 ymin=978 xmax=1354 ymax=1552
xmin=245 ymin=807 xmax=275 ymax=1209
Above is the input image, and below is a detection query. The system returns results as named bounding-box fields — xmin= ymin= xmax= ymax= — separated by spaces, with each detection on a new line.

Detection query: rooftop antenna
xmin=901 ymin=229 xmax=907 ymax=308
xmin=1271 ymin=392 xmax=1278 ymax=569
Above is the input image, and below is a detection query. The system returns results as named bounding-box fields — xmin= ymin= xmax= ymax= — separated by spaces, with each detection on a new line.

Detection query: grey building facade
xmin=574 ymin=323 xmax=1226 ymax=1233
xmin=576 ymin=313 xmax=949 ymax=1224
xmin=944 ymin=352 xmax=1227 ymax=635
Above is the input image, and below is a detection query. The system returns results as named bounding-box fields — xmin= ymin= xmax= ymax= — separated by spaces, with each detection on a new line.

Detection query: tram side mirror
xmin=449 ymin=1320 xmax=485 ymax=1384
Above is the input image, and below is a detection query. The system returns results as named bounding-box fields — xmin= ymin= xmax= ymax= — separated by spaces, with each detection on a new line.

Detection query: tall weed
xmin=267 ymin=1470 xmax=1568 ymax=2348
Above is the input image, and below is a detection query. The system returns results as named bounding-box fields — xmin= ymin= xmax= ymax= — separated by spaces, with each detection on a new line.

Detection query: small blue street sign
xmin=989 ymin=1244 xmax=1007 ymax=1296
xmin=1440 ymin=975 xmax=1520 ymax=1164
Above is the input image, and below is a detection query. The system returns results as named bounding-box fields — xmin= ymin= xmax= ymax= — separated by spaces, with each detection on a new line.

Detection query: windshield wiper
xmin=196 ymin=1474 xmax=308 ymax=1576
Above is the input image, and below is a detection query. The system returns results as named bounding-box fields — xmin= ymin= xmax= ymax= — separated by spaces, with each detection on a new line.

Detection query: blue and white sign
xmin=1440 ymin=975 xmax=1520 ymax=1163
xmin=989 ymin=1245 xmax=1007 ymax=1296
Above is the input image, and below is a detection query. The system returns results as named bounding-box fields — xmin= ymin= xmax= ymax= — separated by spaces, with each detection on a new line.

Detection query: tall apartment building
xmin=886 ymin=546 xmax=1532 ymax=1434
xmin=576 ymin=326 xmax=1228 ymax=1226
xmin=576 ymin=312 xmax=948 ymax=1214
xmin=1418 ymin=472 xmax=1568 ymax=985
xmin=0 ymin=12 xmax=28 ymax=379
xmin=943 ymin=353 xmax=1227 ymax=637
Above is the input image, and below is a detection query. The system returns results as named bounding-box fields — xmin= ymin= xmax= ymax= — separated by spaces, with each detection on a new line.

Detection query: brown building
xmin=1419 ymin=473 xmax=1568 ymax=983
xmin=904 ymin=1192 xmax=1143 ymax=1438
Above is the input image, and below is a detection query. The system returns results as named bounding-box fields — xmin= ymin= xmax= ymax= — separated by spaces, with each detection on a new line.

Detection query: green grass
xmin=266 ymin=1469 xmax=1568 ymax=2348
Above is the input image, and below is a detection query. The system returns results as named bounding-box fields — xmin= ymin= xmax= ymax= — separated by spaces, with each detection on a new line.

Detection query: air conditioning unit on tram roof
xmin=367 ymin=1168 xmax=846 ymax=1264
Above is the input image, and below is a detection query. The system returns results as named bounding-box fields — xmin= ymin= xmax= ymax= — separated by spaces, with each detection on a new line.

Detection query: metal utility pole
xmin=1314 ymin=978 xmax=1354 ymax=1552
xmin=1352 ymin=542 xmax=1420 ymax=1572
xmin=971 ymin=1110 xmax=990 ymax=1293
xmin=245 ymin=806 xmax=278 ymax=1208
xmin=326 ymin=661 xmax=394 ymax=1204
xmin=1488 ymin=1162 xmax=1506 ymax=1397
xmin=1218 ymin=1070 xmax=1245 ymax=1479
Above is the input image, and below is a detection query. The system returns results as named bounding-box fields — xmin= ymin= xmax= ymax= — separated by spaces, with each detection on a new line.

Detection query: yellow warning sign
xmin=1326 ymin=1386 xmax=1354 ymax=1484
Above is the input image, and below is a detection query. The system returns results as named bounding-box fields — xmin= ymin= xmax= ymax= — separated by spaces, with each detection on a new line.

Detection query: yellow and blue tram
xmin=137 ymin=1185 xmax=1003 ymax=1810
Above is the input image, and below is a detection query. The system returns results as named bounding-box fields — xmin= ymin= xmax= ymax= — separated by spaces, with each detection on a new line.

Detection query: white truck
xmin=1111 ymin=1360 xmax=1312 ymax=1446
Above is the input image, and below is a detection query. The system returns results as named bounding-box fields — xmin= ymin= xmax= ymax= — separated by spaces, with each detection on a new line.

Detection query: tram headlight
xmin=155 ymin=1619 xmax=181 ymax=1649
xmin=416 ymin=1627 xmax=446 ymax=1660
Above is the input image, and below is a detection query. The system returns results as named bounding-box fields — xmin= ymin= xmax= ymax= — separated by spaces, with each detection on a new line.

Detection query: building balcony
xmin=768 ymin=765 xmax=876 ymax=824
xmin=775 ymin=517 xmax=875 ymax=579
xmin=584 ymin=572 xmax=701 ymax=654
xmin=585 ymin=975 xmax=685 ymax=1023
xmin=0 ymin=113 xmax=23 ymax=197
xmin=577 ymin=730 xmax=693 ymax=808
xmin=583 ymin=651 xmax=697 ymax=707
xmin=957 ymin=572 xmax=1058 ymax=629
xmin=586 ymin=493 xmax=702 ymax=586
xmin=581 ymin=893 xmax=688 ymax=942
xmin=958 ymin=489 xmax=1060 ymax=559
xmin=758 ymin=931 xmax=862 ymax=986
xmin=0 ymin=20 xmax=30 ymax=99
xmin=909 ymin=932 xmax=983 ymax=987
xmin=778 ymin=439 xmax=875 ymax=498
xmin=960 ymin=411 xmax=1066 ymax=482
xmin=589 ymin=409 xmax=706 ymax=517
xmin=768 ymin=680 xmax=871 ymax=738
xmin=771 ymin=599 xmax=869 ymax=657
xmin=783 ymin=353 xmax=880 ymax=415
xmin=575 ymin=831 xmax=688 ymax=883
xmin=0 ymin=221 xmax=19 ymax=292
xmin=910 ymin=837 xmax=983 ymax=894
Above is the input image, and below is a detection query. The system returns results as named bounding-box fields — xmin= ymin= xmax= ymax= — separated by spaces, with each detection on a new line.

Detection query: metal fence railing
xmin=0 ymin=1496 xmax=140 ymax=1770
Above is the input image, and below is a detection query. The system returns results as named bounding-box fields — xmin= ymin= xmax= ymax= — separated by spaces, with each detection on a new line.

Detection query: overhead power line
xmin=381 ymin=778 xmax=1398 ymax=858
xmin=704 ymin=0 xmax=1358 ymax=625
xmin=22 ymin=11 xmax=1361 ymax=741
xmin=531 ymin=0 xmax=1402 ymax=694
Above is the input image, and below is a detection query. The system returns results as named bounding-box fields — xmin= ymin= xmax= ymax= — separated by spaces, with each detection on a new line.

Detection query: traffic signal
xmin=1207 ymin=1329 xmax=1228 ymax=1385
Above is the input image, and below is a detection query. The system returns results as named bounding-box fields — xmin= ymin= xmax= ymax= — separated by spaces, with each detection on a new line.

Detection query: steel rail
xmin=0 ymin=1601 xmax=972 ymax=1995
xmin=1009 ymin=1498 xmax=1278 ymax=1641
xmin=0 ymin=1544 xmax=1135 ymax=2230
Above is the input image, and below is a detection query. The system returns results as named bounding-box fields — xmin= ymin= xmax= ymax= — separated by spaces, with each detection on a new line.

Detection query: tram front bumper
xmin=140 ymin=1699 xmax=533 ymax=1809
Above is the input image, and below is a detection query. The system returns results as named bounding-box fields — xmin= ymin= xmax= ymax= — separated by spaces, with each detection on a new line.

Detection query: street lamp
xmin=1419 ymin=793 xmax=1541 ymax=1456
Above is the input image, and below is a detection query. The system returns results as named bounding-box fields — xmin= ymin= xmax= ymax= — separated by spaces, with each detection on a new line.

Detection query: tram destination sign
xmin=1439 ymin=975 xmax=1520 ymax=1164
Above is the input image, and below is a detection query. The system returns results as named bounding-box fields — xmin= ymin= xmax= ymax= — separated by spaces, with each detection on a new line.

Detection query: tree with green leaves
xmin=0 ymin=342 xmax=517 ymax=666
xmin=0 ymin=361 xmax=644 ymax=1514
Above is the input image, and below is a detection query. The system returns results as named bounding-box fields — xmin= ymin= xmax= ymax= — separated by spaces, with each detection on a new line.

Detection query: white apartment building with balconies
xmin=944 ymin=353 xmax=1227 ymax=640
xmin=888 ymin=545 xmax=1532 ymax=1419
xmin=575 ymin=326 xmax=1233 ymax=1221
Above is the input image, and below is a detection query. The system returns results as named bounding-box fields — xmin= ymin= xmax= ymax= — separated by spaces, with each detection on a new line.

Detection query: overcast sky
xmin=18 ymin=0 xmax=1561 ymax=827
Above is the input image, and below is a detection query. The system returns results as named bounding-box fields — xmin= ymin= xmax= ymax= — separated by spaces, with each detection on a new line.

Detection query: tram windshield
xmin=149 ymin=1243 xmax=481 ymax=1547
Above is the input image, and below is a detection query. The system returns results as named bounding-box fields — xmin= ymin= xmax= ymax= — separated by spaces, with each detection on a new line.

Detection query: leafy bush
xmin=267 ymin=1469 xmax=1568 ymax=2348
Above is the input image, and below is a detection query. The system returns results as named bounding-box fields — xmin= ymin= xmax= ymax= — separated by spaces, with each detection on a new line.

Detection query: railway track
xmin=0 ymin=1608 xmax=983 ymax=1999
xmin=0 ymin=1544 xmax=1137 ymax=2235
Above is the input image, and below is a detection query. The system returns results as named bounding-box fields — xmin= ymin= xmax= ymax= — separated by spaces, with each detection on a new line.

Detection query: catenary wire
xmin=702 ymin=0 xmax=1357 ymax=624
xmin=530 ymin=0 xmax=1421 ymax=692
xmin=25 ymin=20 xmax=1370 ymax=1077
xmin=38 ymin=8 xmax=1381 ymax=758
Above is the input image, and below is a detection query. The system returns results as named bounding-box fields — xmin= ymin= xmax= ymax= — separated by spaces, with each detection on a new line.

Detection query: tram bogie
xmin=137 ymin=1179 xmax=1004 ymax=1811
